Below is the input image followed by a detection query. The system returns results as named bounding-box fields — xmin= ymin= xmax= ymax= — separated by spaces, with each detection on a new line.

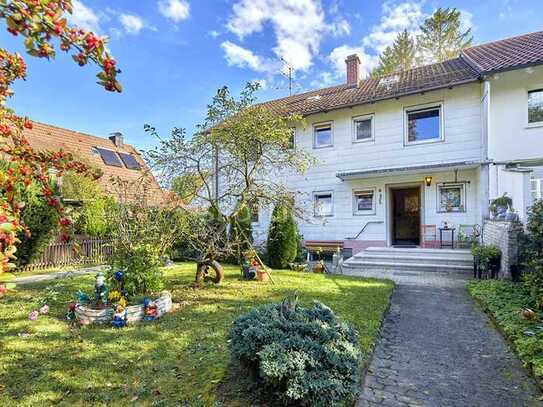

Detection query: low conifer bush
xmin=229 ymin=296 xmax=362 ymax=405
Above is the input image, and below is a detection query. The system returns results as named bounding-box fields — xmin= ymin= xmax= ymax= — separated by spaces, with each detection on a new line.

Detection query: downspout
xmin=480 ymin=79 xmax=491 ymax=221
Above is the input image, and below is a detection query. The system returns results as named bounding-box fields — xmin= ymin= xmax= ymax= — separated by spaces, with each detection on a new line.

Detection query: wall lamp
xmin=424 ymin=176 xmax=433 ymax=187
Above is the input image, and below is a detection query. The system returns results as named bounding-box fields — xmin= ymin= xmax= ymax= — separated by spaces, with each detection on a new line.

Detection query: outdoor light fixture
xmin=425 ymin=176 xmax=433 ymax=187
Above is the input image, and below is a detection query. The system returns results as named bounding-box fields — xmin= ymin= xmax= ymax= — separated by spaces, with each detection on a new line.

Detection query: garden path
xmin=352 ymin=270 xmax=542 ymax=407
xmin=14 ymin=265 xmax=107 ymax=285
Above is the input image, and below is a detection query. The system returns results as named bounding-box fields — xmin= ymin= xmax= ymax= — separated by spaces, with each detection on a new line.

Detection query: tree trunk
xmin=195 ymin=260 xmax=225 ymax=284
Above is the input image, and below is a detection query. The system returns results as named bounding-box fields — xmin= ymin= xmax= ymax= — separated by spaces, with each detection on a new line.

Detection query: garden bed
xmin=75 ymin=292 xmax=172 ymax=325
xmin=0 ymin=263 xmax=393 ymax=406
xmin=468 ymin=280 xmax=543 ymax=390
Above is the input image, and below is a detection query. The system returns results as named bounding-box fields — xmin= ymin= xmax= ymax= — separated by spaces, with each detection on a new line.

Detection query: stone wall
xmin=482 ymin=220 xmax=523 ymax=279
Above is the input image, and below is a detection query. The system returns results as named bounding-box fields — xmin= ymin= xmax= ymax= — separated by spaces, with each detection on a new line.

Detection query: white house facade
xmin=247 ymin=31 xmax=543 ymax=256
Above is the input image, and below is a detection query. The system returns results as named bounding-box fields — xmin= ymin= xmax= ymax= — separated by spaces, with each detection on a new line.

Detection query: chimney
xmin=109 ymin=132 xmax=124 ymax=147
xmin=345 ymin=54 xmax=361 ymax=85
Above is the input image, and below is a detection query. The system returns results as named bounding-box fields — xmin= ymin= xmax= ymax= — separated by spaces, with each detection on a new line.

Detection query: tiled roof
xmin=260 ymin=30 xmax=543 ymax=117
xmin=23 ymin=122 xmax=166 ymax=205
xmin=462 ymin=30 xmax=543 ymax=74
xmin=260 ymin=58 xmax=479 ymax=116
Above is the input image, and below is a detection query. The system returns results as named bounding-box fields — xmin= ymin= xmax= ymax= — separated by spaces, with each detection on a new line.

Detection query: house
xmin=248 ymin=30 xmax=543 ymax=258
xmin=23 ymin=121 xmax=166 ymax=205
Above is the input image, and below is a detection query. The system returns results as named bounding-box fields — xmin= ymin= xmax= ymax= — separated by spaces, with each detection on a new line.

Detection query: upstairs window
xmin=528 ymin=89 xmax=543 ymax=124
xmin=249 ymin=201 xmax=259 ymax=223
xmin=95 ymin=147 xmax=123 ymax=167
xmin=288 ymin=128 xmax=296 ymax=149
xmin=405 ymin=105 xmax=442 ymax=144
xmin=313 ymin=122 xmax=333 ymax=148
xmin=353 ymin=115 xmax=374 ymax=142
xmin=532 ymin=178 xmax=542 ymax=200
xmin=314 ymin=192 xmax=333 ymax=217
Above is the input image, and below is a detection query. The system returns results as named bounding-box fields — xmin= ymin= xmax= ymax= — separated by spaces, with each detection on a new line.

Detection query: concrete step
xmin=343 ymin=246 xmax=473 ymax=274
xmin=342 ymin=260 xmax=472 ymax=273
xmin=348 ymin=254 xmax=473 ymax=267
xmin=362 ymin=247 xmax=473 ymax=259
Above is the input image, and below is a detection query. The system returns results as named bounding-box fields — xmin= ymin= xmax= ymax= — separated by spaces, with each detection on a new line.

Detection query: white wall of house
xmin=253 ymin=83 xmax=484 ymax=249
xmin=487 ymin=66 xmax=543 ymax=162
xmin=486 ymin=65 xmax=543 ymax=219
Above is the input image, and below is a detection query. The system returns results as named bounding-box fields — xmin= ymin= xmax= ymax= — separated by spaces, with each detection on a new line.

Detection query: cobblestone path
xmin=355 ymin=271 xmax=542 ymax=407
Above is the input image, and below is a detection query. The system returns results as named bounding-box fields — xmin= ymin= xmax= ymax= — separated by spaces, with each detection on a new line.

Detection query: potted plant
xmin=489 ymin=194 xmax=513 ymax=220
xmin=472 ymin=244 xmax=502 ymax=279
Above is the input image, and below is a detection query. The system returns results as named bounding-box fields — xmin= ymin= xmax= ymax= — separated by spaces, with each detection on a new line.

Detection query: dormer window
xmin=313 ymin=122 xmax=333 ymax=148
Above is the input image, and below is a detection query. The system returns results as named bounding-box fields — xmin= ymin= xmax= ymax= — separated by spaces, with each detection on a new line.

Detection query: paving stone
xmin=357 ymin=270 xmax=542 ymax=406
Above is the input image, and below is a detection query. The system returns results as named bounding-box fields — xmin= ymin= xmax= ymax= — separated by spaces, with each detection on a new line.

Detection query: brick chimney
xmin=109 ymin=132 xmax=124 ymax=147
xmin=345 ymin=54 xmax=361 ymax=85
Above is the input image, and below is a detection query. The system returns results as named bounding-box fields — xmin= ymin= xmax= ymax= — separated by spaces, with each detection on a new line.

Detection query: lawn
xmin=0 ymin=263 xmax=393 ymax=406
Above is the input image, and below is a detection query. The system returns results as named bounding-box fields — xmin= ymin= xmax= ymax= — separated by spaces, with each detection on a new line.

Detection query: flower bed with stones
xmin=75 ymin=291 xmax=172 ymax=325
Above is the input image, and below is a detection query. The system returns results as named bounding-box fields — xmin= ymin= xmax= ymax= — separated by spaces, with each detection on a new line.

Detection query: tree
xmin=417 ymin=7 xmax=473 ymax=63
xmin=0 ymin=1 xmax=121 ymax=274
xmin=266 ymin=199 xmax=298 ymax=269
xmin=146 ymin=83 xmax=313 ymax=281
xmin=372 ymin=30 xmax=417 ymax=77
xmin=229 ymin=203 xmax=253 ymax=263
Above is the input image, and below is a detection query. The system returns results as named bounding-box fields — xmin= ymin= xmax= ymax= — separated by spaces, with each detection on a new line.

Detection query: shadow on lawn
xmin=0 ymin=268 xmax=392 ymax=406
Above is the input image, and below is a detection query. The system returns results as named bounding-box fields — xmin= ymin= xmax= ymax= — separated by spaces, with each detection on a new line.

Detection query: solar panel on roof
xmin=118 ymin=152 xmax=141 ymax=170
xmin=95 ymin=147 xmax=123 ymax=167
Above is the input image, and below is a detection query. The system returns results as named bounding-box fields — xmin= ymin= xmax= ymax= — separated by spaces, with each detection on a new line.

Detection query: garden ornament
xmin=77 ymin=290 xmax=90 ymax=304
xmin=144 ymin=299 xmax=159 ymax=321
xmin=114 ymin=271 xmax=124 ymax=281
xmin=66 ymin=303 xmax=76 ymax=322
xmin=95 ymin=272 xmax=108 ymax=304
xmin=111 ymin=304 xmax=128 ymax=328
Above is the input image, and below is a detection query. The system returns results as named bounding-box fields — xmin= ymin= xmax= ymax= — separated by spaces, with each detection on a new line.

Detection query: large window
xmin=353 ymin=115 xmax=374 ymax=142
xmin=314 ymin=192 xmax=333 ymax=216
xmin=405 ymin=105 xmax=442 ymax=144
xmin=437 ymin=183 xmax=465 ymax=213
xmin=528 ymin=89 xmax=543 ymax=124
xmin=353 ymin=189 xmax=375 ymax=215
xmin=313 ymin=123 xmax=333 ymax=148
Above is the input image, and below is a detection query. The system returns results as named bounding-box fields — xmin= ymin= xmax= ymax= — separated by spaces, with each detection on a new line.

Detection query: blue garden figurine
xmin=77 ymin=290 xmax=90 ymax=304
xmin=111 ymin=304 xmax=128 ymax=328
xmin=95 ymin=272 xmax=108 ymax=305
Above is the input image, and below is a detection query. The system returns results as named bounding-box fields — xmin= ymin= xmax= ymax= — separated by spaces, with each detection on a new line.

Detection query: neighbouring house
xmin=240 ymin=30 xmax=543 ymax=258
xmin=23 ymin=121 xmax=166 ymax=205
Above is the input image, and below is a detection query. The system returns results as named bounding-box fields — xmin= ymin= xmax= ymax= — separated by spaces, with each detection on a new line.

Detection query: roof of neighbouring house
xmin=23 ymin=121 xmax=167 ymax=205
xmin=259 ymin=30 xmax=543 ymax=117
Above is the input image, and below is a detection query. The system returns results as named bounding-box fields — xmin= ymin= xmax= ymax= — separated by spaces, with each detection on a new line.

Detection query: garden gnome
xmin=111 ymin=304 xmax=128 ymax=328
xmin=143 ymin=298 xmax=159 ymax=321
xmin=95 ymin=272 xmax=108 ymax=305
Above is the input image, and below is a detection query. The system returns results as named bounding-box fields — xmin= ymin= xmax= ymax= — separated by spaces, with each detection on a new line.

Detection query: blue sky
xmin=2 ymin=0 xmax=542 ymax=151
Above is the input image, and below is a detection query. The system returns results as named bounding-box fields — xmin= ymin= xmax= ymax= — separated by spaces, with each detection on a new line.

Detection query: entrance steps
xmin=343 ymin=247 xmax=473 ymax=274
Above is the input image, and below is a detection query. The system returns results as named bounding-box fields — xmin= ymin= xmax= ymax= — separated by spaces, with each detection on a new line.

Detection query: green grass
xmin=0 ymin=263 xmax=393 ymax=406
xmin=468 ymin=280 xmax=543 ymax=387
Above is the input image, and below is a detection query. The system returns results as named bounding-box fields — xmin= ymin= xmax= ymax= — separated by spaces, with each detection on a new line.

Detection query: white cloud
xmin=221 ymin=41 xmax=269 ymax=72
xmin=70 ymin=0 xmax=100 ymax=32
xmin=226 ymin=0 xmax=327 ymax=72
xmin=253 ymin=79 xmax=268 ymax=90
xmin=459 ymin=9 xmax=474 ymax=34
xmin=209 ymin=30 xmax=220 ymax=39
xmin=119 ymin=14 xmax=144 ymax=34
xmin=159 ymin=0 xmax=190 ymax=23
xmin=330 ymin=18 xmax=351 ymax=37
xmin=328 ymin=45 xmax=378 ymax=79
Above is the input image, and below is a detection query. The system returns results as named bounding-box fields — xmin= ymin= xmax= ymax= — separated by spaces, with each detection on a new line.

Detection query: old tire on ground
xmin=195 ymin=261 xmax=225 ymax=284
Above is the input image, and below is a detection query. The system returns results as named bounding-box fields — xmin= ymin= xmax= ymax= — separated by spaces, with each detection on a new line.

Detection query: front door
xmin=392 ymin=187 xmax=421 ymax=246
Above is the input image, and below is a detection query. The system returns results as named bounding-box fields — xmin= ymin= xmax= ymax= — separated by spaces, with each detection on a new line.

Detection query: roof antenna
xmin=280 ymin=57 xmax=296 ymax=96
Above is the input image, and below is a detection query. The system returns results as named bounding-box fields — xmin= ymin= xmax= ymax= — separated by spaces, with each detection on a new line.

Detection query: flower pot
xmin=256 ymin=269 xmax=269 ymax=282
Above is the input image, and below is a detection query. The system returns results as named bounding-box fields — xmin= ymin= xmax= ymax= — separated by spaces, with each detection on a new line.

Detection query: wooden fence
xmin=18 ymin=237 xmax=113 ymax=272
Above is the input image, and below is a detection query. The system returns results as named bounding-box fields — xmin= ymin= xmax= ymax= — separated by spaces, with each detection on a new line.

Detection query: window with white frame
xmin=405 ymin=105 xmax=442 ymax=144
xmin=528 ymin=89 xmax=543 ymax=124
xmin=353 ymin=189 xmax=375 ymax=215
xmin=532 ymin=178 xmax=542 ymax=200
xmin=353 ymin=115 xmax=374 ymax=142
xmin=437 ymin=183 xmax=465 ymax=213
xmin=314 ymin=192 xmax=333 ymax=216
xmin=313 ymin=122 xmax=333 ymax=148
xmin=288 ymin=128 xmax=296 ymax=149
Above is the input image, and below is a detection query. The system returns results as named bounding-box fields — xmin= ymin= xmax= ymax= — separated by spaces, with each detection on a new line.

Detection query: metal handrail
xmin=346 ymin=220 xmax=384 ymax=240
